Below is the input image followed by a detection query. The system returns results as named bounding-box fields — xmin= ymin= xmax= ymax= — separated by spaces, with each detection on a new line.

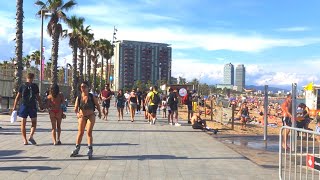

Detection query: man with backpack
xmin=167 ymin=88 xmax=180 ymax=126
xmin=12 ymin=73 xmax=43 ymax=145
xmin=146 ymin=85 xmax=160 ymax=125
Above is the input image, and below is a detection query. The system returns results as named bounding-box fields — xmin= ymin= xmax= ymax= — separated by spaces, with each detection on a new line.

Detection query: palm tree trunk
xmin=71 ymin=41 xmax=78 ymax=103
xmin=100 ymin=55 xmax=104 ymax=89
xmin=51 ymin=26 xmax=60 ymax=85
xmin=14 ymin=0 xmax=23 ymax=96
xmin=86 ymin=49 xmax=91 ymax=88
xmin=92 ymin=56 xmax=97 ymax=92
xmin=79 ymin=48 xmax=84 ymax=83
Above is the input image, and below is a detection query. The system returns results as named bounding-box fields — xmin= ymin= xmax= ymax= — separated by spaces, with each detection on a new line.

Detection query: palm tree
xmin=105 ymin=42 xmax=114 ymax=85
xmin=65 ymin=15 xmax=84 ymax=102
xmin=91 ymin=40 xmax=99 ymax=91
xmin=45 ymin=61 xmax=52 ymax=80
xmin=14 ymin=0 xmax=24 ymax=96
xmin=35 ymin=0 xmax=77 ymax=85
xmin=98 ymin=39 xmax=109 ymax=88
xmin=78 ymin=25 xmax=91 ymax=83
xmin=85 ymin=33 xmax=94 ymax=87
xmin=23 ymin=55 xmax=31 ymax=69
xmin=30 ymin=50 xmax=41 ymax=65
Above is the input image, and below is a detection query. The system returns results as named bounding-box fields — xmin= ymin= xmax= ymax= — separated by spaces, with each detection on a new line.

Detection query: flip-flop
xmin=28 ymin=138 xmax=37 ymax=145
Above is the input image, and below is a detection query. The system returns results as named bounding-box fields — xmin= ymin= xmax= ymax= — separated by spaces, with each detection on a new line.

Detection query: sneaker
xmin=150 ymin=121 xmax=152 ymax=125
xmin=152 ymin=118 xmax=156 ymax=124
xmin=70 ymin=145 xmax=80 ymax=157
xmin=87 ymin=147 xmax=93 ymax=160
xmin=175 ymin=123 xmax=181 ymax=126
xmin=169 ymin=123 xmax=173 ymax=126
xmin=28 ymin=137 xmax=37 ymax=145
xmin=57 ymin=140 xmax=62 ymax=145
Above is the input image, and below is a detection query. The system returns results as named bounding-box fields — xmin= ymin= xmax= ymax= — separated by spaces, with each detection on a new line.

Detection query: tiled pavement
xmin=0 ymin=103 xmax=277 ymax=180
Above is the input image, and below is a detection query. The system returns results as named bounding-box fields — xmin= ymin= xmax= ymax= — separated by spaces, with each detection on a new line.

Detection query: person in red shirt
xmin=100 ymin=84 xmax=112 ymax=120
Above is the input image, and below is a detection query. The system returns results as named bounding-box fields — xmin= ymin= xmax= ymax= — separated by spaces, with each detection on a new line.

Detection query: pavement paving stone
xmin=0 ymin=100 xmax=278 ymax=179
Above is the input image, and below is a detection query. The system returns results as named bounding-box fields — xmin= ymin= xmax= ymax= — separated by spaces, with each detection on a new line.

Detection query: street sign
xmin=179 ymin=88 xmax=187 ymax=97
xmin=307 ymin=154 xmax=320 ymax=171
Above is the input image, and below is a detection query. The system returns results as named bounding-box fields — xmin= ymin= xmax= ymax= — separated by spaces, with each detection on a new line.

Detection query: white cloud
xmin=277 ymin=26 xmax=311 ymax=32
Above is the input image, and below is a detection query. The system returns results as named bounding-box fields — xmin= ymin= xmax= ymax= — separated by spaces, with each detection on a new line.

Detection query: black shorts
xmin=169 ymin=104 xmax=177 ymax=111
xmin=102 ymin=101 xmax=110 ymax=108
xmin=282 ymin=117 xmax=292 ymax=127
xmin=148 ymin=105 xmax=158 ymax=114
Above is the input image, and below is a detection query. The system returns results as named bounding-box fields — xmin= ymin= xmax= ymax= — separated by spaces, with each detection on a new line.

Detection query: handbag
xmin=10 ymin=110 xmax=17 ymax=123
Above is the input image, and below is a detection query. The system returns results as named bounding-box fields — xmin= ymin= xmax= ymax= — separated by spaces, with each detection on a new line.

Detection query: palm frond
xmin=61 ymin=0 xmax=77 ymax=11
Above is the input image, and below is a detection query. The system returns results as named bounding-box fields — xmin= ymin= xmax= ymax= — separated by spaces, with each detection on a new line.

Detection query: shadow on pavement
xmin=37 ymin=142 xmax=139 ymax=147
xmin=95 ymin=155 xmax=248 ymax=161
xmin=0 ymin=150 xmax=25 ymax=156
xmin=0 ymin=156 xmax=49 ymax=160
xmin=0 ymin=166 xmax=60 ymax=172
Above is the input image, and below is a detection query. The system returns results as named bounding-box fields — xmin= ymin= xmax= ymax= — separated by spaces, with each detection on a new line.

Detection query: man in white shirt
xmin=124 ymin=90 xmax=130 ymax=114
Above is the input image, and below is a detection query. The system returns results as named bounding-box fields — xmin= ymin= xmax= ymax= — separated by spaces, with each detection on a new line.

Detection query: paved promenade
xmin=0 ymin=103 xmax=277 ymax=180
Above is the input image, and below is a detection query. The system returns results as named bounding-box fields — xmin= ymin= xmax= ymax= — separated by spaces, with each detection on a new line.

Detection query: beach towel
xmin=10 ymin=110 xmax=17 ymax=123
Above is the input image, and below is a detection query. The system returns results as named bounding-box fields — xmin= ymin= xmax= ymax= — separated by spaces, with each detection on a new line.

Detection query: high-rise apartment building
xmin=223 ymin=63 xmax=234 ymax=85
xmin=113 ymin=40 xmax=172 ymax=90
xmin=235 ymin=64 xmax=245 ymax=92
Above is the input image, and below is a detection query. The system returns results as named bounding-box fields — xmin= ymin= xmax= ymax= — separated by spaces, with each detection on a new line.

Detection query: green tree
xmin=98 ymin=39 xmax=110 ymax=88
xmin=91 ymin=40 xmax=99 ymax=91
xmin=30 ymin=50 xmax=41 ymax=65
xmin=78 ymin=25 xmax=91 ymax=83
xmin=65 ymin=15 xmax=84 ymax=101
xmin=14 ymin=0 xmax=24 ymax=96
xmin=35 ymin=0 xmax=77 ymax=85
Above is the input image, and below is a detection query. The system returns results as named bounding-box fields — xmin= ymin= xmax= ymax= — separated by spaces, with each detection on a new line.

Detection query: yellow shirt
xmin=147 ymin=91 xmax=158 ymax=106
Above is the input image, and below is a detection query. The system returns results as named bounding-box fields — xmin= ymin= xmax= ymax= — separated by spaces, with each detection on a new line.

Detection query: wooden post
xmin=231 ymin=104 xmax=235 ymax=130
xmin=210 ymin=99 xmax=213 ymax=121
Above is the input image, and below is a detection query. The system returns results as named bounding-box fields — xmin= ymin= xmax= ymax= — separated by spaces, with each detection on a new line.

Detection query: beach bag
xmin=10 ymin=110 xmax=17 ymax=123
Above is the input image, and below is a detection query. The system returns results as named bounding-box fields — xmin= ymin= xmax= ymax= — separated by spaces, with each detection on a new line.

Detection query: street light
xmin=39 ymin=9 xmax=52 ymax=95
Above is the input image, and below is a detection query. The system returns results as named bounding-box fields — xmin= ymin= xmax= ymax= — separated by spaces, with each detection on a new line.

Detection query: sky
xmin=1 ymin=0 xmax=320 ymax=89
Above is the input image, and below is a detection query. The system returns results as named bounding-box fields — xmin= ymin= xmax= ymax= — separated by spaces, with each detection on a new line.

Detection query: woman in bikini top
xmin=47 ymin=84 xmax=64 ymax=145
xmin=71 ymin=81 xmax=101 ymax=158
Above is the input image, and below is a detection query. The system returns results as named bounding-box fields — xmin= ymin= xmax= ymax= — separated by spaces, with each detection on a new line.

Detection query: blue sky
xmin=1 ymin=0 xmax=320 ymax=89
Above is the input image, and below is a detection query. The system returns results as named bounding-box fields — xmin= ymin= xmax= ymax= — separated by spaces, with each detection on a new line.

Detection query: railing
xmin=279 ymin=126 xmax=320 ymax=179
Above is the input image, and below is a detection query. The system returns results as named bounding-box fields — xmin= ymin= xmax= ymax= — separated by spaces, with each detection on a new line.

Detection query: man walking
xmin=100 ymin=84 xmax=112 ymax=120
xmin=12 ymin=73 xmax=43 ymax=145
xmin=146 ymin=86 xmax=160 ymax=125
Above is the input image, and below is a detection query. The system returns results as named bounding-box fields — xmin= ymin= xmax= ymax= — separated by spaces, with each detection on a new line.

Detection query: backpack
xmin=151 ymin=92 xmax=160 ymax=105
xmin=22 ymin=83 xmax=35 ymax=106
xmin=78 ymin=93 xmax=95 ymax=111
xmin=182 ymin=94 xmax=189 ymax=105
xmin=167 ymin=93 xmax=175 ymax=106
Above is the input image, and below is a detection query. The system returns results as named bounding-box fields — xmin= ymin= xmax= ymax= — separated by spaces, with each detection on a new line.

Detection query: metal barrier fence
xmin=279 ymin=126 xmax=320 ymax=180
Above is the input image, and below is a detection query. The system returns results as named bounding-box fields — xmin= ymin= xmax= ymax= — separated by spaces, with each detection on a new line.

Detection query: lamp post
xmin=39 ymin=9 xmax=51 ymax=94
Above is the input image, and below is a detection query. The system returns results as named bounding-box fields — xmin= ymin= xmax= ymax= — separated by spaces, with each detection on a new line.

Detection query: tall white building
xmin=235 ymin=64 xmax=245 ymax=92
xmin=113 ymin=40 xmax=172 ymax=90
xmin=223 ymin=63 xmax=234 ymax=85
